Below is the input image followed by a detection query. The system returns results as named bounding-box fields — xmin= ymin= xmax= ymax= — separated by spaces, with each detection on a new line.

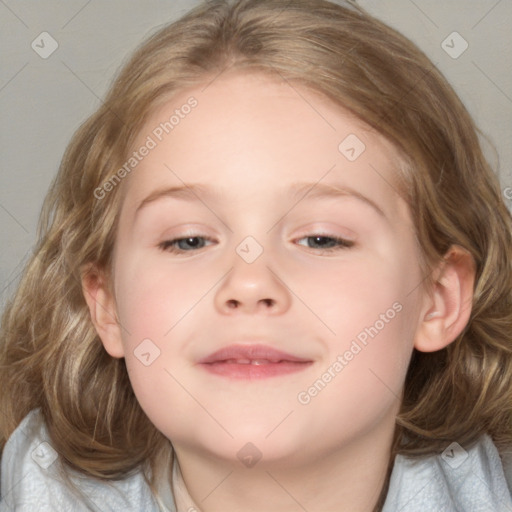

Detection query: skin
xmin=83 ymin=70 xmax=476 ymax=511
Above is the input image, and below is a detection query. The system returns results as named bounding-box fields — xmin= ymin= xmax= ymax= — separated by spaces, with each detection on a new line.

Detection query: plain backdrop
xmin=1 ymin=0 xmax=511 ymax=313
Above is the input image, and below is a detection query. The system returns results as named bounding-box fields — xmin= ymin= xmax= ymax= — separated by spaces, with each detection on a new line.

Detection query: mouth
xmin=197 ymin=344 xmax=314 ymax=379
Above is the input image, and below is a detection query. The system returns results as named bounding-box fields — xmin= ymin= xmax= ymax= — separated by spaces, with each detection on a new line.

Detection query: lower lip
xmin=199 ymin=361 xmax=313 ymax=379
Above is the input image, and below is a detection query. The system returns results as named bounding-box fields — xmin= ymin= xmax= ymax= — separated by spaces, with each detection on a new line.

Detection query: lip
xmin=197 ymin=344 xmax=313 ymax=379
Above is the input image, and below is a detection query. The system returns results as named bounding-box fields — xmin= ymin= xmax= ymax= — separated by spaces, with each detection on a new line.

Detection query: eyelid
xmin=158 ymin=234 xmax=217 ymax=254
xmin=159 ymin=225 xmax=216 ymax=241
xmin=292 ymin=225 xmax=356 ymax=243
xmin=294 ymin=234 xmax=355 ymax=251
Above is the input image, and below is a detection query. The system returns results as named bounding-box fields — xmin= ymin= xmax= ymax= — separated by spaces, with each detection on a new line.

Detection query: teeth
xmin=223 ymin=359 xmax=275 ymax=365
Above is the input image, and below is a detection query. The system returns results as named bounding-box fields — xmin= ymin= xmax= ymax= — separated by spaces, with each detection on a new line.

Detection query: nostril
xmin=227 ymin=299 xmax=239 ymax=309
xmin=225 ymin=298 xmax=274 ymax=309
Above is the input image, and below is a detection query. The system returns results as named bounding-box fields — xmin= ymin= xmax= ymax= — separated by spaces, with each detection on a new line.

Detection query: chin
xmin=201 ymin=427 xmax=304 ymax=466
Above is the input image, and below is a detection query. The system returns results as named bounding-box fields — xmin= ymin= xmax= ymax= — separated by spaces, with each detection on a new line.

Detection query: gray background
xmin=1 ymin=0 xmax=511 ymax=312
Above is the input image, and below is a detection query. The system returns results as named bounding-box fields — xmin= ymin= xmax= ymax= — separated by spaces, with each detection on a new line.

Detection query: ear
xmin=414 ymin=245 xmax=476 ymax=352
xmin=81 ymin=263 xmax=125 ymax=358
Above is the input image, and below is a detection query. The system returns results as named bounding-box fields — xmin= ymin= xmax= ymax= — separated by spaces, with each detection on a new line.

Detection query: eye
xmin=295 ymin=235 xmax=355 ymax=253
xmin=158 ymin=234 xmax=354 ymax=255
xmin=158 ymin=236 xmax=215 ymax=254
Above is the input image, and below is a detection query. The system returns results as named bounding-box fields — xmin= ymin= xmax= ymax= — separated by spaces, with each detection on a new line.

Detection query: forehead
xmin=121 ymin=70 xmax=408 ymax=222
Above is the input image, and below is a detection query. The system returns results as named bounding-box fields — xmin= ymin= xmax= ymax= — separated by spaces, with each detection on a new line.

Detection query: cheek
xmin=293 ymin=252 xmax=414 ymax=334
xmin=296 ymin=253 xmax=417 ymax=396
xmin=298 ymin=304 xmax=415 ymax=442
xmin=114 ymin=253 xmax=213 ymax=341
xmin=112 ymin=256 xmax=215 ymax=431
xmin=123 ymin=351 xmax=195 ymax=440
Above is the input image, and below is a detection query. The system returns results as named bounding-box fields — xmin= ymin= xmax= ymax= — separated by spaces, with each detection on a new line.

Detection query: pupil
xmin=312 ymin=236 xmax=332 ymax=248
xmin=178 ymin=237 xmax=202 ymax=250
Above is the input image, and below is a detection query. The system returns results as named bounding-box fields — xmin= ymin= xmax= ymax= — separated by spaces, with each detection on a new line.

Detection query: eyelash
xmin=157 ymin=234 xmax=355 ymax=254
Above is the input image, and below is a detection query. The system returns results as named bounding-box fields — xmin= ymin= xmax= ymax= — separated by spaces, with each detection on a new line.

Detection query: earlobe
xmin=81 ymin=264 xmax=125 ymax=358
xmin=414 ymin=245 xmax=476 ymax=353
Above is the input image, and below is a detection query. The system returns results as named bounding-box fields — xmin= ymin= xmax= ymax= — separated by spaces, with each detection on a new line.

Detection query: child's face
xmin=108 ymin=71 xmax=428 ymax=466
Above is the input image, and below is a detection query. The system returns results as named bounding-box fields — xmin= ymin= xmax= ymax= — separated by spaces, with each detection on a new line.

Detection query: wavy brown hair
xmin=1 ymin=0 xmax=511 ymax=508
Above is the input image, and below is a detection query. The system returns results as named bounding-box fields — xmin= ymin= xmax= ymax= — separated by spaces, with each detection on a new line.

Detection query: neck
xmin=171 ymin=420 xmax=398 ymax=512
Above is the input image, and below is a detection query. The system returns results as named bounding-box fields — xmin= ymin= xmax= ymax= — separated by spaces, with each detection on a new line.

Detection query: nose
xmin=214 ymin=249 xmax=292 ymax=316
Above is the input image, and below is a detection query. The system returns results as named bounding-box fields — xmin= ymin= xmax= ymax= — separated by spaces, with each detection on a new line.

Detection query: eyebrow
xmin=134 ymin=181 xmax=386 ymax=219
xmin=135 ymin=184 xmax=218 ymax=217
xmin=289 ymin=182 xmax=386 ymax=218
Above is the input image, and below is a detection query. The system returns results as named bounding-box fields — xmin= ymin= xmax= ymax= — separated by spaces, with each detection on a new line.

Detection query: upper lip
xmin=197 ymin=344 xmax=312 ymax=364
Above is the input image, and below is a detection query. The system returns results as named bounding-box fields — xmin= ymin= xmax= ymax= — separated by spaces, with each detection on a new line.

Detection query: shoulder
xmin=498 ymin=439 xmax=512 ymax=494
xmin=0 ymin=408 xmax=173 ymax=512
xmin=383 ymin=433 xmax=512 ymax=512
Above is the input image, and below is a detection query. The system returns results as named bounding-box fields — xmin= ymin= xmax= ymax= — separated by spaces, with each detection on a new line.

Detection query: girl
xmin=1 ymin=0 xmax=512 ymax=510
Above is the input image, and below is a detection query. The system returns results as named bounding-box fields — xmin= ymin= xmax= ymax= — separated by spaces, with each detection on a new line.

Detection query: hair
xmin=1 ymin=0 xmax=511 ymax=509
